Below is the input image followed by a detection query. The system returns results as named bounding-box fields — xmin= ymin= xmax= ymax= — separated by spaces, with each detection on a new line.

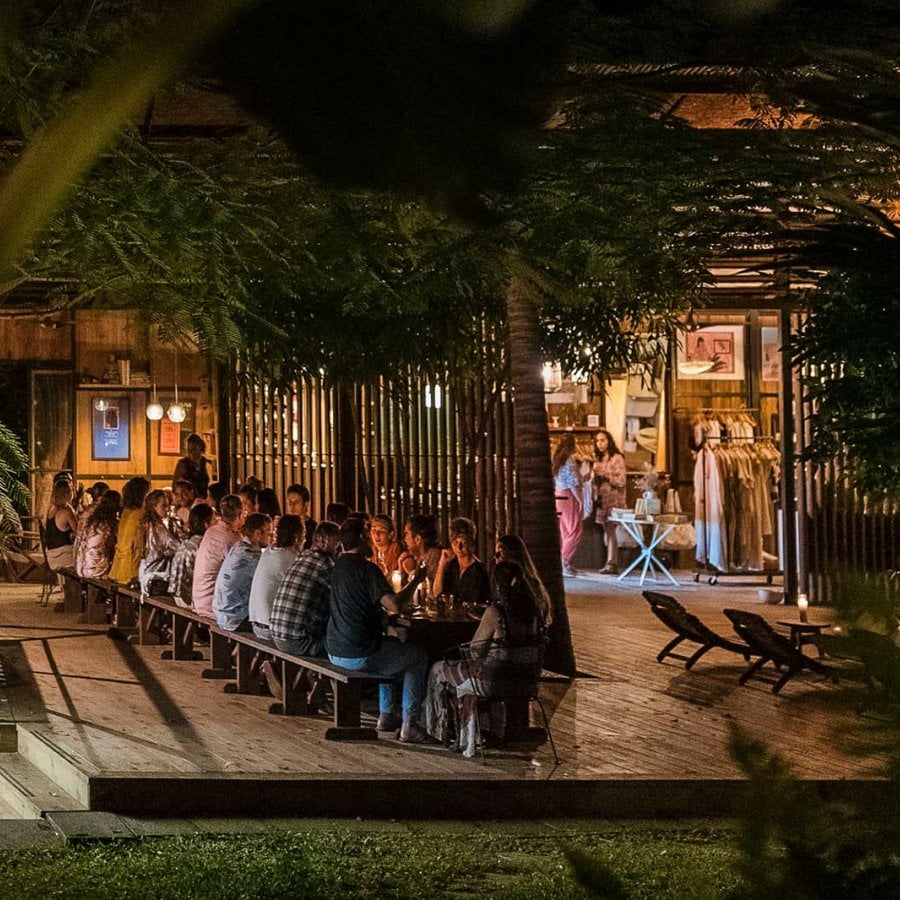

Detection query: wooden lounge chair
xmin=724 ymin=608 xmax=839 ymax=694
xmin=642 ymin=591 xmax=751 ymax=669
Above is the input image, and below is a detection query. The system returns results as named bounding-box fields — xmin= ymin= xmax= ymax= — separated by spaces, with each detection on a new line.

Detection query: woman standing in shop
xmin=551 ymin=432 xmax=584 ymax=577
xmin=592 ymin=428 xmax=627 ymax=574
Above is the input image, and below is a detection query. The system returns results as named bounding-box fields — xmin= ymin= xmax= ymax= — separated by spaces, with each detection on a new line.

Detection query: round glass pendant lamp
xmin=166 ymin=349 xmax=186 ymax=423
xmin=167 ymin=385 xmax=186 ymax=423
xmin=146 ymin=383 xmax=164 ymax=421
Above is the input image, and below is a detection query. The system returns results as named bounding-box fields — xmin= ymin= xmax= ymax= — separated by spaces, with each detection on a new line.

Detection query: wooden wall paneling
xmin=0 ymin=318 xmax=73 ymax=362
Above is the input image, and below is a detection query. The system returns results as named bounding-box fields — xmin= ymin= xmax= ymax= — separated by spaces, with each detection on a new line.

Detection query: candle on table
xmin=797 ymin=593 xmax=809 ymax=623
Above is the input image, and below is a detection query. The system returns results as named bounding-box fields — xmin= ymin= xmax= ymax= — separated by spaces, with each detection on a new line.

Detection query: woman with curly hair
xmin=75 ymin=491 xmax=121 ymax=579
xmin=592 ymin=428 xmax=627 ymax=574
xmin=138 ymin=489 xmax=182 ymax=595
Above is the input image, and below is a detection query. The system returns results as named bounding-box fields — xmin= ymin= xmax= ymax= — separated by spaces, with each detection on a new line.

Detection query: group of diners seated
xmin=49 ymin=451 xmax=553 ymax=755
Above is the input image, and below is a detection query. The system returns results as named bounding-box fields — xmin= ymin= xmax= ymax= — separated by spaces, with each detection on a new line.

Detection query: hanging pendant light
xmin=167 ymin=384 xmax=186 ymax=423
xmin=166 ymin=350 xmax=186 ymax=422
xmin=146 ymin=382 xmax=164 ymax=421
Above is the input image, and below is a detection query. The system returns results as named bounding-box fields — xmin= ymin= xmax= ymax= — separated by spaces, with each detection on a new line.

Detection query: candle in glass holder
xmin=390 ymin=570 xmax=402 ymax=593
xmin=797 ymin=594 xmax=809 ymax=623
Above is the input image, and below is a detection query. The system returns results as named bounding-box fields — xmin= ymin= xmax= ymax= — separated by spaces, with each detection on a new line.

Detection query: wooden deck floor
xmin=0 ymin=575 xmax=890 ymax=793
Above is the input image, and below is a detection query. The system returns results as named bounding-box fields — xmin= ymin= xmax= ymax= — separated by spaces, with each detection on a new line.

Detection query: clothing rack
xmin=674 ymin=406 xmax=759 ymax=414
xmin=690 ymin=414 xmax=781 ymax=587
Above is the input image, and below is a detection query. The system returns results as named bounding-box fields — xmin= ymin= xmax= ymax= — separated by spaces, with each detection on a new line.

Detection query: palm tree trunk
xmin=505 ymin=275 xmax=576 ymax=676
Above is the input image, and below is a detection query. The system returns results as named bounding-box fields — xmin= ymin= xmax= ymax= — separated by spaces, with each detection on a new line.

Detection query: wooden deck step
xmin=15 ymin=725 xmax=98 ymax=809
xmin=0 ymin=752 xmax=83 ymax=819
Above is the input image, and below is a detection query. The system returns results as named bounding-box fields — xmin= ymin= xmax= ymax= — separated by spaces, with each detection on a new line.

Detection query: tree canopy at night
xmin=0 ymin=0 xmax=898 ymax=607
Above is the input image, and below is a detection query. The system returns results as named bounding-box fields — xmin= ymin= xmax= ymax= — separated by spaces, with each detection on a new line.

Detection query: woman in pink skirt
xmin=552 ymin=432 xmax=584 ymax=576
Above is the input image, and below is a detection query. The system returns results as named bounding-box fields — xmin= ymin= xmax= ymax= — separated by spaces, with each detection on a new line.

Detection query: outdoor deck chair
xmin=848 ymin=628 xmax=900 ymax=711
xmin=723 ymin=608 xmax=839 ymax=694
xmin=642 ymin=591 xmax=751 ymax=669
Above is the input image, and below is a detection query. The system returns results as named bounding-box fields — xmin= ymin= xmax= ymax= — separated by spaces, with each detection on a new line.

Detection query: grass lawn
xmin=0 ymin=820 xmax=741 ymax=898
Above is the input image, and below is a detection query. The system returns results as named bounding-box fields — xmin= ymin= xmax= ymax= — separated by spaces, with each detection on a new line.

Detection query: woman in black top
xmin=44 ymin=479 xmax=78 ymax=569
xmin=172 ymin=433 xmax=210 ymax=499
xmin=432 ymin=516 xmax=491 ymax=605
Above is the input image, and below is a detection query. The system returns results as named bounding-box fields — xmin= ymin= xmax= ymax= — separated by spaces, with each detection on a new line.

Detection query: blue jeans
xmin=331 ymin=637 xmax=427 ymax=722
xmin=251 ymin=622 xmax=272 ymax=641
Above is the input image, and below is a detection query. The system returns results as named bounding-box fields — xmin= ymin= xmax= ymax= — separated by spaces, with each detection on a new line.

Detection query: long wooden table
xmin=396 ymin=612 xmax=480 ymax=663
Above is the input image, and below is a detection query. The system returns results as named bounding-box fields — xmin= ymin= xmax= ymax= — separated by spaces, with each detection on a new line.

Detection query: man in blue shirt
xmin=214 ymin=513 xmax=272 ymax=631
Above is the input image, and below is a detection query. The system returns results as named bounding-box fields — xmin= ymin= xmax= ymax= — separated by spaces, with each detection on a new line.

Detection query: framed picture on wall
xmin=761 ymin=326 xmax=781 ymax=381
xmin=157 ymin=397 xmax=196 ymax=455
xmin=159 ymin=419 xmax=182 ymax=455
xmin=676 ymin=325 xmax=745 ymax=380
xmin=91 ymin=397 xmax=131 ymax=460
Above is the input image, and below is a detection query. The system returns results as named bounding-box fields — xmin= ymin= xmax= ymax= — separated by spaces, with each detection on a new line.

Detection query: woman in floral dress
xmin=592 ymin=429 xmax=627 ymax=574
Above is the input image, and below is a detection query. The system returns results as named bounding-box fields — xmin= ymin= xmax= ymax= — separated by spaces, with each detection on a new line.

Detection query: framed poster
xmin=157 ymin=397 xmax=197 ymax=455
xmin=676 ymin=325 xmax=745 ymax=380
xmin=91 ymin=397 xmax=131 ymax=460
xmin=159 ymin=419 xmax=182 ymax=455
xmin=761 ymin=326 xmax=781 ymax=381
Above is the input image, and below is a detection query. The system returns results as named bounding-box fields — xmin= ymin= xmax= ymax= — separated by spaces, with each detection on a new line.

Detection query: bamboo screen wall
xmin=224 ymin=372 xmax=339 ymax=518
xmin=224 ymin=366 xmax=519 ymax=557
xmin=795 ymin=347 xmax=900 ymax=603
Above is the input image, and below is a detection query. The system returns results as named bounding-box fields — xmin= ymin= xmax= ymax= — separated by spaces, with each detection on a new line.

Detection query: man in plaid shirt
xmin=270 ymin=521 xmax=342 ymax=656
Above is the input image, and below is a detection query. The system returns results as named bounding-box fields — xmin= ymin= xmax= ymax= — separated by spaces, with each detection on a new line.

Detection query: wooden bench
xmin=53 ymin=570 xmax=139 ymax=632
xmin=56 ymin=567 xmax=84 ymax=614
xmin=224 ymin=629 xmax=391 ymax=741
xmin=80 ymin=575 xmax=119 ymax=625
xmin=137 ymin=595 xmax=390 ymax=740
xmin=138 ymin=594 xmax=231 ymax=673
xmin=111 ymin=584 xmax=141 ymax=631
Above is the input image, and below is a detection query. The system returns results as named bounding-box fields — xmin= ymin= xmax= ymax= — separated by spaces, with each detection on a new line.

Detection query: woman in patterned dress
xmin=75 ymin=490 xmax=121 ymax=579
xmin=424 ymin=561 xmax=543 ymax=757
xmin=592 ymin=429 xmax=627 ymax=574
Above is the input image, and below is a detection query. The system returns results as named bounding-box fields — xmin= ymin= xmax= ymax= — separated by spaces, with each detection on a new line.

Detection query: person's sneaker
xmin=376 ymin=713 xmax=401 ymax=732
xmin=562 ymin=564 xmax=580 ymax=577
xmin=398 ymin=722 xmax=429 ymax=744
